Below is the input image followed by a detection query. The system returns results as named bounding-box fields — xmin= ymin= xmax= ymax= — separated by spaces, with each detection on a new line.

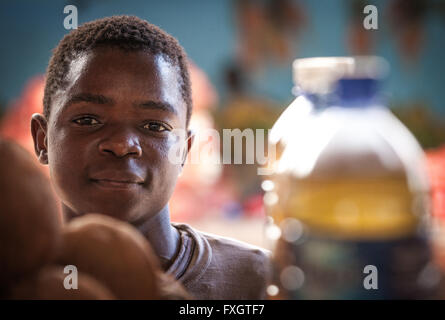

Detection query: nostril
xmin=131 ymin=144 xmax=143 ymax=157
xmin=101 ymin=148 xmax=115 ymax=155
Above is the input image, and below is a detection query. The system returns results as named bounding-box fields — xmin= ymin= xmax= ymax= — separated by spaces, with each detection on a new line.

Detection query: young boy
xmin=31 ymin=15 xmax=270 ymax=299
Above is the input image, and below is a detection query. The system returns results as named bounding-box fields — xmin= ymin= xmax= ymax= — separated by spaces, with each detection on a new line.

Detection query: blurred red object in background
xmin=0 ymin=76 xmax=45 ymax=157
xmin=426 ymin=146 xmax=445 ymax=282
xmin=426 ymin=146 xmax=445 ymax=221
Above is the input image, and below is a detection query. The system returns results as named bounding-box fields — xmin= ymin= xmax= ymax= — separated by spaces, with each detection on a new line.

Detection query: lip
xmin=90 ymin=170 xmax=145 ymax=190
xmin=91 ymin=179 xmax=143 ymax=190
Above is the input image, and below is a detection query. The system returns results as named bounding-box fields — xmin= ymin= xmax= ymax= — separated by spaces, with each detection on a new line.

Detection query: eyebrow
xmin=65 ymin=93 xmax=114 ymax=107
xmin=65 ymin=93 xmax=178 ymax=116
xmin=136 ymin=100 xmax=178 ymax=116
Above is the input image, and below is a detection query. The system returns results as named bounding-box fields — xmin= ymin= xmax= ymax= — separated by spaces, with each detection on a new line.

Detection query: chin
xmin=91 ymin=209 xmax=135 ymax=222
xmin=66 ymin=201 xmax=138 ymax=223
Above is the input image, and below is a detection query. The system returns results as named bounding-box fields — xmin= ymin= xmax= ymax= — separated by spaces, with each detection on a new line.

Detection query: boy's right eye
xmin=72 ymin=116 xmax=101 ymax=126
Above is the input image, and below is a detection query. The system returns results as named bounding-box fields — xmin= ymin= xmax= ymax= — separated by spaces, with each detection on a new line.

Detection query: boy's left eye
xmin=142 ymin=122 xmax=170 ymax=132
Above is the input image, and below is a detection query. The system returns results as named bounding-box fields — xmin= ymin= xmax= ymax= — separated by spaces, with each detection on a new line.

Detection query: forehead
xmin=52 ymin=47 xmax=187 ymax=124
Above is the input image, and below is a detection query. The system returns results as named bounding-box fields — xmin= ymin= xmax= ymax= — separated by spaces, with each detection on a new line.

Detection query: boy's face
xmin=32 ymin=47 xmax=191 ymax=223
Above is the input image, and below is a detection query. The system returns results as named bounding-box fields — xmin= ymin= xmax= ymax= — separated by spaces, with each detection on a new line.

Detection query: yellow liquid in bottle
xmin=269 ymin=175 xmax=419 ymax=240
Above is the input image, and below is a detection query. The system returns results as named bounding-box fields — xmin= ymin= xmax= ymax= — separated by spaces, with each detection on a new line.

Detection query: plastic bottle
xmin=264 ymin=56 xmax=441 ymax=299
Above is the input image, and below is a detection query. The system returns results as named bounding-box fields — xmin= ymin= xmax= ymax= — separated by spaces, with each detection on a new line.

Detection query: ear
xmin=31 ymin=113 xmax=49 ymax=165
xmin=181 ymin=129 xmax=195 ymax=168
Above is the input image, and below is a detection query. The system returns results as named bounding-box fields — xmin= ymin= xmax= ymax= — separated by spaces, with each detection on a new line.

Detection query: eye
xmin=72 ymin=116 xmax=100 ymax=126
xmin=142 ymin=121 xmax=170 ymax=132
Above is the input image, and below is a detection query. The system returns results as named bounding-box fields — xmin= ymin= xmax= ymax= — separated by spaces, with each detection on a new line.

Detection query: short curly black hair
xmin=43 ymin=15 xmax=192 ymax=126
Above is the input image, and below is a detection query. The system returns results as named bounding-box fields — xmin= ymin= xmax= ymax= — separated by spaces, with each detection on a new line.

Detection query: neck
xmin=62 ymin=204 xmax=180 ymax=271
xmin=132 ymin=205 xmax=180 ymax=270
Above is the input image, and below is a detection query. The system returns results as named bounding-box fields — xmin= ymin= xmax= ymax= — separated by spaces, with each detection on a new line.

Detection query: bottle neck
xmin=295 ymin=78 xmax=383 ymax=110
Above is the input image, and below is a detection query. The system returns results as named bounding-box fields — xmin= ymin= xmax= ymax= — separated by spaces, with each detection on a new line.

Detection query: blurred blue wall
xmin=0 ymin=0 xmax=444 ymax=113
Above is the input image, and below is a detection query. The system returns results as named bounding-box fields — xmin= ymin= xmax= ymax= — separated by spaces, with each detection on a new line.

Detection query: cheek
xmin=46 ymin=127 xmax=88 ymax=190
xmin=47 ymin=128 xmax=69 ymax=177
xmin=146 ymin=137 xmax=182 ymax=190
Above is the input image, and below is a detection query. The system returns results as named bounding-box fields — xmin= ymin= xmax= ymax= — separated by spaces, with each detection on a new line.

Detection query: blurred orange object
xmin=0 ymin=75 xmax=49 ymax=182
xmin=0 ymin=76 xmax=45 ymax=156
xmin=426 ymin=146 xmax=445 ymax=221
xmin=426 ymin=146 xmax=445 ymax=285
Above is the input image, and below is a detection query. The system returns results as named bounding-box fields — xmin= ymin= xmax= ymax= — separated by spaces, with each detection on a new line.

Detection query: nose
xmin=99 ymin=130 xmax=142 ymax=158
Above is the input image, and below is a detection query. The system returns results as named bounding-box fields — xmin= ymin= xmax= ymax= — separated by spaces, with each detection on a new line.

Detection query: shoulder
xmin=198 ymin=228 xmax=272 ymax=299
xmin=176 ymin=222 xmax=270 ymax=269
xmin=198 ymin=228 xmax=271 ymax=265
xmin=173 ymin=223 xmax=271 ymax=299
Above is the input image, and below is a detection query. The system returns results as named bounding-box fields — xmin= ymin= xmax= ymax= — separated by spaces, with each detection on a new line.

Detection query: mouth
xmin=91 ymin=179 xmax=144 ymax=190
xmin=89 ymin=171 xmax=145 ymax=190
